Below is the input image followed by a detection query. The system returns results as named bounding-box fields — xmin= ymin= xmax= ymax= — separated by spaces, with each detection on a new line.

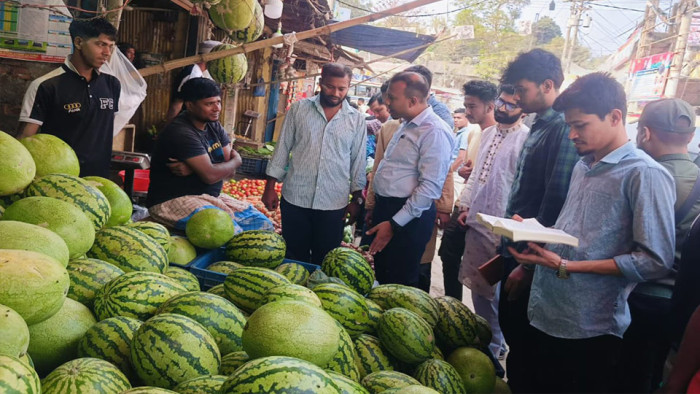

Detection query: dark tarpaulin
xmin=329 ymin=23 xmax=436 ymax=63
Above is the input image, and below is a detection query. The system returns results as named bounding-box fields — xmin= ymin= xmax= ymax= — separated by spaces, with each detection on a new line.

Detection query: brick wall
xmin=0 ymin=59 xmax=57 ymax=135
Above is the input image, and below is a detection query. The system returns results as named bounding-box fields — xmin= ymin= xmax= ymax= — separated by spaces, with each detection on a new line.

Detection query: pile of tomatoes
xmin=222 ymin=179 xmax=283 ymax=229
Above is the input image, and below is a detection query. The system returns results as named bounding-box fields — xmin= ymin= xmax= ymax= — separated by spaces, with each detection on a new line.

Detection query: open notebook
xmin=476 ymin=213 xmax=579 ymax=247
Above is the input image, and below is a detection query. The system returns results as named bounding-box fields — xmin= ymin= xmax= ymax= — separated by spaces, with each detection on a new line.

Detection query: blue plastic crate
xmin=189 ymin=247 xmax=319 ymax=290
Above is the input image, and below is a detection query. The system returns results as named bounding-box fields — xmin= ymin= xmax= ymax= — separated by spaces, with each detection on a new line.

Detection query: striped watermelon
xmin=130 ymin=313 xmax=221 ymax=389
xmin=156 ymin=291 xmax=246 ymax=355
xmin=126 ymin=221 xmax=170 ymax=251
xmin=223 ymin=266 xmax=290 ymax=312
xmin=313 ymin=283 xmax=370 ymax=338
xmin=172 ymin=374 xmax=227 ymax=394
xmin=326 ymin=370 xmax=370 ymax=394
xmin=474 ymin=313 xmax=493 ymax=348
xmin=77 ymin=316 xmax=143 ymax=379
xmin=275 ymin=262 xmax=310 ymax=285
xmin=84 ymin=176 xmax=132 ymax=227
xmin=263 ymin=283 xmax=322 ymax=307
xmin=18 ymin=353 xmax=33 ymax=369
xmin=208 ymin=260 xmax=243 ymax=275
xmin=207 ymin=284 xmax=227 ymax=297
xmin=0 ymin=220 xmax=70 ymax=266
xmin=413 ymin=359 xmax=465 ymax=394
xmin=24 ymin=173 xmax=111 ymax=229
xmin=88 ymin=225 xmax=168 ymax=273
xmin=365 ymin=298 xmax=383 ymax=335
xmin=94 ymin=271 xmax=187 ymax=321
xmin=230 ymin=0 xmax=263 ymax=44
xmin=431 ymin=345 xmax=444 ymax=360
xmin=220 ymin=351 xmax=249 ymax=375
xmin=378 ymin=308 xmax=435 ymax=364
xmin=368 ymin=284 xmax=439 ymax=327
xmin=434 ymin=296 xmax=479 ymax=351
xmin=361 ymin=370 xmax=420 ymax=393
xmin=381 ymin=385 xmax=440 ymax=393
xmin=242 ymin=300 xmax=342 ymax=366
xmin=224 ymin=230 xmax=285 ymax=268
xmin=121 ymin=387 xmax=178 ymax=393
xmin=207 ymin=44 xmax=249 ymax=84
xmin=353 ymin=334 xmax=399 ymax=378
xmin=324 ymin=319 xmax=361 ymax=382
xmin=40 ymin=357 xmax=131 ymax=394
xmin=218 ymin=356 xmax=342 ymax=393
xmin=163 ymin=266 xmax=201 ymax=291
xmin=0 ymin=304 xmax=29 ymax=359
xmin=66 ymin=257 xmax=125 ymax=309
xmin=0 ymin=354 xmax=40 ymax=393
xmin=322 ymin=247 xmax=375 ymax=295
xmin=208 ymin=0 xmax=255 ymax=32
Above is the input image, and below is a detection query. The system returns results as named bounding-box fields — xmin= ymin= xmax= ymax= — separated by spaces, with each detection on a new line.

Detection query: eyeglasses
xmin=495 ymin=98 xmax=518 ymax=111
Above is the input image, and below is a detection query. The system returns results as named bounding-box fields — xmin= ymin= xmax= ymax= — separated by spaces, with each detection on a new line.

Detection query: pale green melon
xmin=19 ymin=133 xmax=80 ymax=177
xmin=0 ymin=220 xmax=70 ymax=266
xmin=84 ymin=176 xmax=133 ymax=226
xmin=208 ymin=0 xmax=255 ymax=33
xmin=167 ymin=236 xmax=197 ymax=265
xmin=186 ymin=208 xmax=235 ymax=249
xmin=0 ymin=130 xmax=35 ymax=196
xmin=0 ymin=304 xmax=30 ymax=358
xmin=230 ymin=0 xmax=263 ymax=44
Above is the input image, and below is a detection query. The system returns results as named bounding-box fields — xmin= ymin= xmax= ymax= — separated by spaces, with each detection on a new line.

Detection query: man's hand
xmin=262 ymin=184 xmax=279 ymax=211
xmin=507 ymin=242 xmax=561 ymax=270
xmin=364 ymin=209 xmax=374 ymax=228
xmin=503 ymin=265 xmax=534 ymax=301
xmin=367 ymin=221 xmax=393 ymax=255
xmin=458 ymin=159 xmax=473 ymax=180
xmin=345 ymin=201 xmax=362 ymax=225
xmin=167 ymin=158 xmax=193 ymax=176
xmin=457 ymin=210 xmax=469 ymax=226
xmin=436 ymin=212 xmax=451 ymax=229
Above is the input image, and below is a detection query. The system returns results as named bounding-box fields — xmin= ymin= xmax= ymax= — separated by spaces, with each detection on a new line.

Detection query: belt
xmin=633 ymin=282 xmax=674 ymax=299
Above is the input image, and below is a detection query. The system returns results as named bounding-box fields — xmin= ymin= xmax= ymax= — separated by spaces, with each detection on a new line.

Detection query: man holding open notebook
xmin=506 ymin=73 xmax=675 ymax=392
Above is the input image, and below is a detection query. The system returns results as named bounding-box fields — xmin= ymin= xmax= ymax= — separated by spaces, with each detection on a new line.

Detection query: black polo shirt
xmin=20 ymin=57 xmax=121 ymax=177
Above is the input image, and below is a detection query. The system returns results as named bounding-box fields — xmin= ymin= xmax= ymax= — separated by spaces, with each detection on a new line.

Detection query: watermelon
xmin=365 ymin=298 xmax=384 ymax=335
xmin=130 ymin=313 xmax=221 ymax=389
xmin=413 ymin=359 xmax=465 ymax=394
xmin=378 ymin=308 xmax=435 ymax=365
xmin=229 ymin=0 xmax=263 ymax=44
xmin=263 ymin=283 xmax=322 ymax=307
xmin=368 ymin=285 xmax=439 ymax=327
xmin=361 ymin=371 xmax=420 ymax=393
xmin=156 ymin=291 xmax=246 ymax=355
xmin=19 ymin=133 xmax=80 ymax=177
xmin=121 ymin=387 xmax=178 ymax=393
xmin=94 ymin=271 xmax=187 ymax=321
xmin=220 ymin=351 xmax=249 ymax=375
xmin=275 ymin=262 xmax=310 ymax=285
xmin=446 ymin=347 xmax=496 ymax=393
xmin=208 ymin=260 xmax=243 ymax=274
xmin=0 ymin=130 xmax=35 ymax=196
xmin=166 ymin=236 xmax=197 ymax=265
xmin=2 ymin=196 xmax=95 ymax=258
xmin=208 ymin=0 xmax=255 ymax=33
xmin=66 ymin=257 xmax=125 ymax=309
xmin=27 ymin=298 xmax=96 ymax=374
xmin=474 ymin=313 xmax=494 ymax=347
xmin=0 ymin=249 xmax=69 ymax=325
xmin=324 ymin=319 xmax=361 ymax=381
xmin=354 ymin=334 xmax=399 ymax=378
xmin=208 ymin=44 xmax=248 ymax=85
xmin=173 ymin=374 xmax=227 ymax=394
xmin=219 ymin=356 xmax=342 ymax=393
xmin=186 ymin=208 xmax=235 ymax=249
xmin=88 ymin=225 xmax=168 ymax=273
xmin=434 ymin=296 xmax=479 ymax=351
xmin=322 ymin=247 xmax=375 ymax=295
xmin=126 ymin=221 xmax=170 ymax=251
xmin=381 ymin=385 xmax=440 ymax=393
xmin=242 ymin=300 xmax=342 ymax=366
xmin=18 ymin=353 xmax=33 ymax=369
xmin=223 ymin=266 xmax=290 ymax=312
xmin=164 ymin=266 xmax=200 ymax=291
xmin=84 ymin=176 xmax=133 ymax=227
xmin=0 ymin=304 xmax=29 ymax=358
xmin=207 ymin=284 xmax=227 ymax=297
xmin=24 ymin=173 xmax=111 ymax=230
xmin=77 ymin=316 xmax=143 ymax=379
xmin=326 ymin=370 xmax=370 ymax=394
xmin=313 ymin=282 xmax=370 ymax=338
xmin=0 ymin=220 xmax=70 ymax=266
xmin=0 ymin=354 xmax=40 ymax=393
xmin=40 ymin=357 xmax=131 ymax=394
xmin=224 ymin=230 xmax=285 ymax=268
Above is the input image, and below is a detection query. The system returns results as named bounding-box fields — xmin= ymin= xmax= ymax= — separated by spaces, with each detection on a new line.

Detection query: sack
xmin=101 ymin=48 xmax=148 ymax=136
xmin=234 ymin=205 xmax=274 ymax=232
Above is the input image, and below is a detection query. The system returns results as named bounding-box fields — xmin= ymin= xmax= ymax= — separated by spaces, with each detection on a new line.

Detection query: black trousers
xmin=437 ymin=207 xmax=466 ymax=299
xmin=280 ymin=197 xmax=346 ymax=265
xmin=373 ymin=195 xmax=436 ymax=288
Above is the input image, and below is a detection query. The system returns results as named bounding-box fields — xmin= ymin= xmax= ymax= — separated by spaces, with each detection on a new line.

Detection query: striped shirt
xmin=266 ymin=95 xmax=367 ymax=210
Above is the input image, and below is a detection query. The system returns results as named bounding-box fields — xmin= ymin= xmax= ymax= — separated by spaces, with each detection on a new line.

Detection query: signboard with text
xmin=628 ymin=52 xmax=673 ymax=102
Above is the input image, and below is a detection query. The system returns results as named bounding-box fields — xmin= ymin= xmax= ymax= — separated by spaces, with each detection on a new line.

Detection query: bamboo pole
xmin=138 ymin=0 xmax=441 ymax=77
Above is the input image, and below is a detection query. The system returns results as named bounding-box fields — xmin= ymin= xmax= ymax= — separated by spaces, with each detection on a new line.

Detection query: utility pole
xmin=637 ymin=0 xmax=661 ymax=58
xmin=561 ymin=1 xmax=590 ymax=74
xmin=561 ymin=1 xmax=576 ymax=67
xmin=666 ymin=0 xmax=694 ymax=98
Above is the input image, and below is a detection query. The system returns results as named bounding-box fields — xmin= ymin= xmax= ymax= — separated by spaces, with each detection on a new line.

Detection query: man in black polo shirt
xmin=18 ymin=17 xmax=120 ymax=177
xmin=146 ymin=78 xmax=242 ymax=208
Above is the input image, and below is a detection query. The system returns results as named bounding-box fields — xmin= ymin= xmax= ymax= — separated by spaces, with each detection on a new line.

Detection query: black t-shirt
xmin=20 ymin=60 xmax=121 ymax=177
xmin=146 ymin=112 xmax=231 ymax=207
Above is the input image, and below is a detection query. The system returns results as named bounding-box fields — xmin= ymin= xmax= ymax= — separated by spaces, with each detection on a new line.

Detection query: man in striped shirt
xmin=263 ymin=63 xmax=367 ymax=265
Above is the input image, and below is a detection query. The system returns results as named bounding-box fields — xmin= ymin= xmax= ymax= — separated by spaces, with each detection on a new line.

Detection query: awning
xmin=330 ymin=23 xmax=436 ymax=62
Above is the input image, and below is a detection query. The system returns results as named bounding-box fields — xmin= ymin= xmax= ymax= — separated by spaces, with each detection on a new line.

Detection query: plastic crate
xmin=238 ymin=156 xmax=269 ymax=175
xmin=118 ymin=169 xmax=150 ymax=192
xmin=190 ymin=247 xmax=319 ymax=290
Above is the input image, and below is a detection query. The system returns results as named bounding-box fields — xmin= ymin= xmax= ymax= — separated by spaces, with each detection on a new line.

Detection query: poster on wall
xmin=628 ymin=52 xmax=674 ymax=102
xmin=0 ymin=0 xmax=72 ymax=63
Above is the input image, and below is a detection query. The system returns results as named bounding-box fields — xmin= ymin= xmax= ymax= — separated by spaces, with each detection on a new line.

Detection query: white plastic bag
xmin=101 ymin=48 xmax=147 ymax=136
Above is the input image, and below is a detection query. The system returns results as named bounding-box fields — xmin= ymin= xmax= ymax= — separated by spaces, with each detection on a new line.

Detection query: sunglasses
xmin=495 ymin=98 xmax=518 ymax=111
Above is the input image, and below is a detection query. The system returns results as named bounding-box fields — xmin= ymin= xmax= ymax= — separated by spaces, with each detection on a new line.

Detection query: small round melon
xmin=186 ymin=208 xmax=235 ymax=249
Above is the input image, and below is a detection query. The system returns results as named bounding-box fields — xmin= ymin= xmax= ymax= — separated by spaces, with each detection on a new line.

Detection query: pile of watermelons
xmin=0 ymin=129 xmax=507 ymax=393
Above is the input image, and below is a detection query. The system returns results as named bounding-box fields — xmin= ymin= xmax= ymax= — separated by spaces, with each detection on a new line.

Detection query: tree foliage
xmin=533 ymin=16 xmax=561 ymax=45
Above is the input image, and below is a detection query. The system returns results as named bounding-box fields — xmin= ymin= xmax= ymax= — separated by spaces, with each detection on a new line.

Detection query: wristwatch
xmin=353 ymin=196 xmax=364 ymax=206
xmin=556 ymin=258 xmax=570 ymax=279
xmin=389 ymin=218 xmax=403 ymax=234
